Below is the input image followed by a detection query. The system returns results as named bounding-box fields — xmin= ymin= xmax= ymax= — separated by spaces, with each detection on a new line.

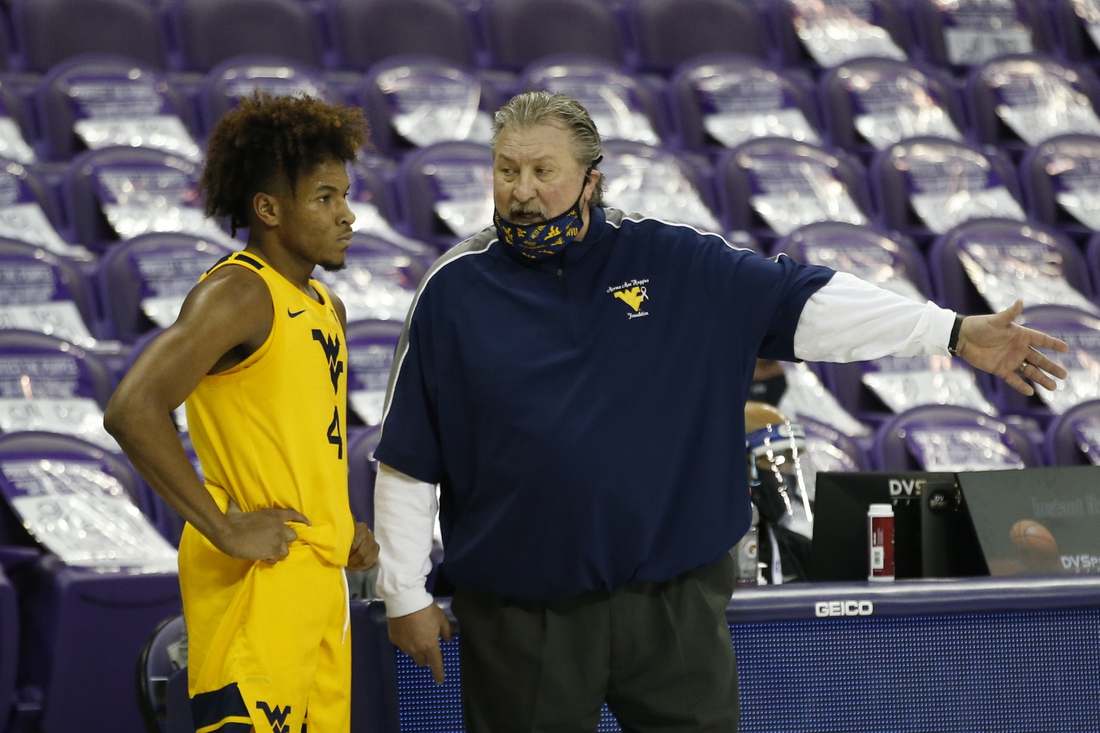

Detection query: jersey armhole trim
xmin=195 ymin=260 xmax=280 ymax=384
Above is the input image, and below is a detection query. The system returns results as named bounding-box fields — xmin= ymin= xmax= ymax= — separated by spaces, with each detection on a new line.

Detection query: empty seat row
xmin=1 ymin=217 xmax=1096 ymax=441
xmin=5 ymin=0 xmax=1100 ymax=76
xmin=5 ymin=139 xmax=1100 ymax=338
xmin=9 ymin=51 xmax=1100 ymax=163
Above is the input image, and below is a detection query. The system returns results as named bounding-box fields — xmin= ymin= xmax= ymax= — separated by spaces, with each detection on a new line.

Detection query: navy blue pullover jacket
xmin=375 ymin=207 xmax=834 ymax=600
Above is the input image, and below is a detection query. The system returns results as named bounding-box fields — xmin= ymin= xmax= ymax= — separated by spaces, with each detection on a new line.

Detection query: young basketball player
xmin=105 ymin=93 xmax=378 ymax=733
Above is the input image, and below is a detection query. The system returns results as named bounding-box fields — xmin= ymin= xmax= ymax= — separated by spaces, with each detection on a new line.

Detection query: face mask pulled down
xmin=494 ymin=160 xmax=600 ymax=262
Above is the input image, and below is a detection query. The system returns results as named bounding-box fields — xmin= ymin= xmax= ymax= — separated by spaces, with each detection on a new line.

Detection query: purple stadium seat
xmin=800 ymin=416 xmax=867 ymax=471
xmin=61 ymin=146 xmax=227 ymax=253
xmin=1090 ymin=230 xmax=1100 ymax=289
xmin=1020 ymin=133 xmax=1100 ymax=241
xmin=0 ymin=15 xmax=11 ymax=73
xmin=771 ymin=0 xmax=913 ymax=69
xmin=0 ymin=431 xmax=181 ymax=733
xmin=346 ymin=319 xmax=405 ymax=432
xmin=716 ymin=138 xmax=873 ymax=245
xmin=966 ymin=55 xmax=1100 ymax=158
xmin=96 ymin=232 xmax=232 ymax=343
xmin=0 ymin=329 xmax=115 ymax=409
xmin=397 ymin=140 xmax=493 ymax=250
xmin=600 ymin=139 xmax=724 ymax=233
xmin=1045 ymin=398 xmax=1100 ymax=465
xmin=10 ymin=0 xmax=166 ymax=73
xmin=869 ymin=137 xmax=1025 ymax=244
xmin=0 ymin=329 xmax=122 ymax=468
xmin=482 ymin=0 xmax=625 ymax=70
xmin=521 ymin=54 xmax=667 ymax=146
xmin=819 ymin=58 xmax=967 ymax=160
xmin=825 ymin=353 xmax=997 ymax=426
xmin=0 ymin=78 xmax=37 ymax=165
xmin=314 ymin=233 xmax=428 ymax=325
xmin=0 ymin=566 xmax=15 ymax=733
xmin=0 ymin=237 xmax=98 ymax=347
xmin=628 ymin=0 xmax=770 ymax=72
xmin=358 ymin=56 xmax=499 ymax=155
xmin=773 ymin=221 xmax=933 ymax=300
xmin=913 ymin=0 xmax=1054 ymax=71
xmin=671 ymin=54 xmax=821 ymax=155
xmin=136 ymin=613 xmax=185 ymax=733
xmin=199 ymin=55 xmax=338 ymax=136
xmin=871 ymin=404 xmax=1042 ymax=471
xmin=927 ymin=218 xmax=1095 ymax=316
xmin=326 ymin=0 xmax=477 ymax=70
xmin=34 ymin=55 xmax=198 ymax=163
xmin=347 ymin=154 xmax=431 ymax=253
xmin=0 ymin=159 xmax=86 ymax=261
xmin=168 ymin=0 xmax=322 ymax=73
xmin=348 ymin=424 xmax=383 ymax=526
xmin=1056 ymin=0 xmax=1100 ymax=67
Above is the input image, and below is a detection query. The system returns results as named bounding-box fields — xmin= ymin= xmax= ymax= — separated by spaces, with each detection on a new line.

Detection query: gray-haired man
xmin=373 ymin=92 xmax=1067 ymax=731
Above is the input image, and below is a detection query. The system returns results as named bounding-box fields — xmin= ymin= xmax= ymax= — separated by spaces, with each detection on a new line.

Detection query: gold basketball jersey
xmin=185 ymin=252 xmax=352 ymax=566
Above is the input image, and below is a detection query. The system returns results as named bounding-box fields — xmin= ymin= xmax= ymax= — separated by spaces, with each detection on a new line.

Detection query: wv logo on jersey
xmin=311 ymin=329 xmax=344 ymax=394
xmin=256 ymin=702 xmax=291 ymax=733
xmin=613 ymin=286 xmax=648 ymax=312
xmin=607 ymin=278 xmax=651 ymax=319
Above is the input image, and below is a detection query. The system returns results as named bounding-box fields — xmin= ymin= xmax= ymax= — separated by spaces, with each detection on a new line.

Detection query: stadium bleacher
xmin=0 ymin=0 xmax=1095 ymax=730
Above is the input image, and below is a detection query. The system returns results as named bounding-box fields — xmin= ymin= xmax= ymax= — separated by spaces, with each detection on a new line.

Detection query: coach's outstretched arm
xmin=793 ymin=272 xmax=1069 ymax=390
xmin=104 ymin=266 xmax=309 ymax=564
xmin=374 ymin=462 xmax=452 ymax=683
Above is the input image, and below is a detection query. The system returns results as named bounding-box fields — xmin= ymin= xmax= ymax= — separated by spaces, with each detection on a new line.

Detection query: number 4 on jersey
xmin=327 ymin=406 xmax=343 ymax=459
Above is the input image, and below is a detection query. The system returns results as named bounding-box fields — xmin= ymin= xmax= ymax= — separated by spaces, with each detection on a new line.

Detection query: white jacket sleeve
xmin=374 ymin=463 xmax=437 ymax=618
xmin=794 ymin=272 xmax=957 ymax=363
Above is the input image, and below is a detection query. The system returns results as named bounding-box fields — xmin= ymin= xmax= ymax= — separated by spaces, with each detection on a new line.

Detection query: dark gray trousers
xmin=451 ymin=554 xmax=740 ymax=733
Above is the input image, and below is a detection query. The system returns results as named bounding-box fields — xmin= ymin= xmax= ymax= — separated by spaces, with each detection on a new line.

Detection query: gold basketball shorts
xmin=179 ymin=516 xmax=350 ymax=733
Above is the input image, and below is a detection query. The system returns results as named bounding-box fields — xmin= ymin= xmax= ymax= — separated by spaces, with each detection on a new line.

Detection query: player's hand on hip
xmin=217 ymin=503 xmax=311 ymax=563
xmin=347 ymin=521 xmax=380 ymax=571
xmin=956 ymin=300 xmax=1069 ymax=396
xmin=387 ymin=604 xmax=453 ymax=684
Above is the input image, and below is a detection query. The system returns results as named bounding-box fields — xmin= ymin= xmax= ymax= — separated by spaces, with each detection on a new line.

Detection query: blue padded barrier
xmin=385 ymin=576 xmax=1100 ymax=732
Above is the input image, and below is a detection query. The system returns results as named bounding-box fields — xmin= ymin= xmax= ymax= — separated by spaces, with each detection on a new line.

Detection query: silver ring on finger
xmin=1018 ymin=360 xmax=1028 ymax=374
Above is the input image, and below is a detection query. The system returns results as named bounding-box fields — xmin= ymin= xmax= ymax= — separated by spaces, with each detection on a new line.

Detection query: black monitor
xmin=810 ymin=471 xmax=988 ymax=581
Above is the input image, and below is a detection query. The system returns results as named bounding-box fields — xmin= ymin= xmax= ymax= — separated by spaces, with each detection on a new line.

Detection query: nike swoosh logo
xmin=288 ymin=309 xmax=306 ymax=318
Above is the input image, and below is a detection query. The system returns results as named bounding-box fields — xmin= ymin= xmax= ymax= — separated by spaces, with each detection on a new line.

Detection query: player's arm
xmin=104 ymin=266 xmax=308 ymax=562
xmin=328 ymin=290 xmax=381 ymax=570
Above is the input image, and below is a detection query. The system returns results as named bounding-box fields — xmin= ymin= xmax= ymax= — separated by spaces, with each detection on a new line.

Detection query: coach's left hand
xmin=956 ymin=300 xmax=1069 ymax=396
xmin=347 ymin=521 xmax=380 ymax=571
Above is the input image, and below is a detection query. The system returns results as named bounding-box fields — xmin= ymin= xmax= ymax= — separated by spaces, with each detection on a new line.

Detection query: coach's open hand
xmin=388 ymin=604 xmax=453 ymax=684
xmin=347 ymin=521 xmax=380 ymax=571
xmin=956 ymin=300 xmax=1069 ymax=396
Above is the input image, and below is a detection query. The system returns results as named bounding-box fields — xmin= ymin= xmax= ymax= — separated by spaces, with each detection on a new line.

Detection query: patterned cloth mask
xmin=494 ymin=159 xmax=600 ymax=262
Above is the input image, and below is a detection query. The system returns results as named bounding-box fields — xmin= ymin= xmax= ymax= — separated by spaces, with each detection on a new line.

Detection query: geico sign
xmin=814 ymin=600 xmax=874 ymax=618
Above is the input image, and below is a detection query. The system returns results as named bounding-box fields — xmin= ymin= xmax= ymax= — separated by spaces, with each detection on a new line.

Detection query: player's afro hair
xmin=200 ymin=92 xmax=370 ymax=235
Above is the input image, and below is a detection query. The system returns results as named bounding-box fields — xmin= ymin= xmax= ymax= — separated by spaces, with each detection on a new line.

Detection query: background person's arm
xmin=104 ymin=266 xmax=309 ymax=563
xmin=792 ymin=272 xmax=1067 ymax=393
xmin=375 ymin=462 xmax=451 ymax=683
